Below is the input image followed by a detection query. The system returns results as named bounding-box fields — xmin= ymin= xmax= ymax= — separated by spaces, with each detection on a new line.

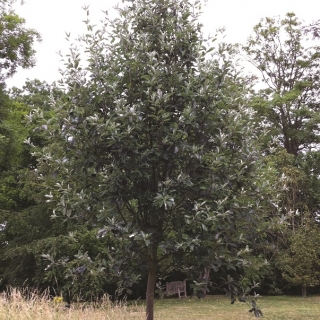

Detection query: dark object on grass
xmin=196 ymin=290 xmax=205 ymax=299
xmin=63 ymin=290 xmax=71 ymax=309
xmin=249 ymin=300 xmax=263 ymax=318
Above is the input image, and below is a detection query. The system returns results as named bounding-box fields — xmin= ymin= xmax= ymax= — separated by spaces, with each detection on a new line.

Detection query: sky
xmin=6 ymin=0 xmax=320 ymax=88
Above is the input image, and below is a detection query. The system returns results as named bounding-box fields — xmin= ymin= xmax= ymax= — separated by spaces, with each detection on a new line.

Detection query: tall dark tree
xmin=244 ymin=12 xmax=320 ymax=223
xmin=244 ymin=12 xmax=320 ymax=156
xmin=31 ymin=1 xmax=264 ymax=319
xmin=243 ymin=13 xmax=320 ymax=294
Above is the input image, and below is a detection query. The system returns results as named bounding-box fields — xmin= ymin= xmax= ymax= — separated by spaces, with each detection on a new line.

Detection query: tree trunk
xmin=199 ymin=267 xmax=210 ymax=297
xmin=146 ymin=247 xmax=157 ymax=320
xmin=302 ymin=284 xmax=307 ymax=298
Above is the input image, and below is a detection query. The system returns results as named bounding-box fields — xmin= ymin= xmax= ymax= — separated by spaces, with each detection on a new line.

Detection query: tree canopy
xmin=28 ymin=1 xmax=267 ymax=319
xmin=244 ymin=13 xmax=320 ymax=156
xmin=0 ymin=0 xmax=41 ymax=83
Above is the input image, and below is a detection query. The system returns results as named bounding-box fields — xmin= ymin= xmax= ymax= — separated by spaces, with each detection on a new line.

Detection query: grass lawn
xmin=1 ymin=289 xmax=320 ymax=319
xmin=154 ymin=295 xmax=320 ymax=319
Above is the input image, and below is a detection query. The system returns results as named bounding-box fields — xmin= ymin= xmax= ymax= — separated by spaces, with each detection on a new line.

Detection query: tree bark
xmin=199 ymin=267 xmax=210 ymax=297
xmin=146 ymin=247 xmax=157 ymax=320
xmin=302 ymin=284 xmax=307 ymax=298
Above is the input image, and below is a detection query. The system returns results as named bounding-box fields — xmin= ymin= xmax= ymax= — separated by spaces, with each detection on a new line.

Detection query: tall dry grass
xmin=0 ymin=287 xmax=145 ymax=320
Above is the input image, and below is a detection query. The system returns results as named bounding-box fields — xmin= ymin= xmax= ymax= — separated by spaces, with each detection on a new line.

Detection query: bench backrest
xmin=166 ymin=280 xmax=186 ymax=295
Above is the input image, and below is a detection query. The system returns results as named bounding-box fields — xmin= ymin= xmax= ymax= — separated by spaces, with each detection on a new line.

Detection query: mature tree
xmin=278 ymin=213 xmax=320 ymax=297
xmin=0 ymin=79 xmax=77 ymax=291
xmin=0 ymin=0 xmax=41 ymax=203
xmin=0 ymin=79 xmax=62 ymax=212
xmin=244 ymin=15 xmax=320 ymax=279
xmin=0 ymin=0 xmax=41 ymax=83
xmin=244 ymin=13 xmax=320 ymax=156
xmin=30 ymin=1 xmax=264 ymax=319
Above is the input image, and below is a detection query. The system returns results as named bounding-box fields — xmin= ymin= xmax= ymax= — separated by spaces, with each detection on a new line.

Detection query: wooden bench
xmin=166 ymin=280 xmax=187 ymax=298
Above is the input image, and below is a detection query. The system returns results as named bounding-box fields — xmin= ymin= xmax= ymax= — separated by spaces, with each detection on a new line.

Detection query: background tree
xmin=0 ymin=82 xmax=59 ymax=290
xmin=244 ymin=11 xmax=320 ymax=245
xmin=0 ymin=80 xmax=119 ymax=299
xmin=0 ymin=0 xmax=43 ymax=290
xmin=0 ymin=0 xmax=41 ymax=211
xmin=0 ymin=0 xmax=41 ymax=83
xmin=278 ymin=213 xmax=320 ymax=297
xmin=30 ymin=1 xmax=267 ymax=319
xmin=244 ymin=12 xmax=320 ymax=156
xmin=242 ymin=12 xmax=320 ymax=294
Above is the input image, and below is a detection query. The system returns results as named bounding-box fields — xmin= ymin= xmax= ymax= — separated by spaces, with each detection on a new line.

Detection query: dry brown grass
xmin=0 ymin=287 xmax=145 ymax=320
xmin=1 ymin=289 xmax=320 ymax=319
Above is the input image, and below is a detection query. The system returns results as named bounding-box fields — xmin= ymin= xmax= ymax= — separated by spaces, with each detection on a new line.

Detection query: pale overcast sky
xmin=6 ymin=0 xmax=320 ymax=88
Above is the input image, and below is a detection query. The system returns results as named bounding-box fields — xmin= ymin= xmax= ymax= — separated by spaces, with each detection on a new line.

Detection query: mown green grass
xmin=1 ymin=289 xmax=320 ymax=319
xmin=154 ymin=295 xmax=320 ymax=319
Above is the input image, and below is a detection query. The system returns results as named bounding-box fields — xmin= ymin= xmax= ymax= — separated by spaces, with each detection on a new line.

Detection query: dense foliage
xmin=0 ymin=0 xmax=41 ymax=83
